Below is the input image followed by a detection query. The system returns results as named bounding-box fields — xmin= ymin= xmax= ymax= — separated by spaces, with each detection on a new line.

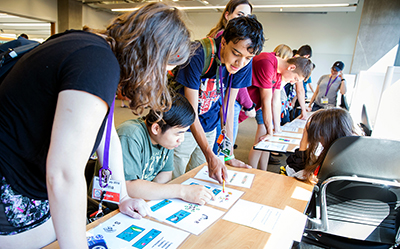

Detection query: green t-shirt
xmin=117 ymin=119 xmax=174 ymax=181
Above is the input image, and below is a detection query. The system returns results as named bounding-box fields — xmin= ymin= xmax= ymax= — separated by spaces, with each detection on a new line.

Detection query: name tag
xmin=321 ymin=97 xmax=329 ymax=104
xmin=92 ymin=176 xmax=121 ymax=204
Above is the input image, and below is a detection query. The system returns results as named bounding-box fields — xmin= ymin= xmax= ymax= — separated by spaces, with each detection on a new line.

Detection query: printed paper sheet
xmin=181 ymin=178 xmax=244 ymax=209
xmin=147 ymin=198 xmax=224 ymax=235
xmin=194 ymin=166 xmax=254 ymax=188
xmin=86 ymin=213 xmax=189 ymax=249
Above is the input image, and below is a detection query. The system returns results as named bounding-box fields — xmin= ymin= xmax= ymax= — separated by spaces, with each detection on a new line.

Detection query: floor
xmin=113 ymin=99 xmax=323 ymax=249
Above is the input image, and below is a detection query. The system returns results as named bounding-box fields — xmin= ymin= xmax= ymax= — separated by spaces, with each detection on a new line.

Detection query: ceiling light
xmin=0 ymin=33 xmax=16 ymax=38
xmin=112 ymin=3 xmax=352 ymax=11
xmin=1 ymin=23 xmax=50 ymax=27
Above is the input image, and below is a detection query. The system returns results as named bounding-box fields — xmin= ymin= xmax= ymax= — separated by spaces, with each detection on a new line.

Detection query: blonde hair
xmin=273 ymin=44 xmax=293 ymax=59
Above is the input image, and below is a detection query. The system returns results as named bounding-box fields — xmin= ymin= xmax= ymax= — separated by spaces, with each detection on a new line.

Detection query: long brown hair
xmin=207 ymin=0 xmax=253 ymax=38
xmin=89 ymin=3 xmax=191 ymax=115
xmin=303 ymin=108 xmax=355 ymax=182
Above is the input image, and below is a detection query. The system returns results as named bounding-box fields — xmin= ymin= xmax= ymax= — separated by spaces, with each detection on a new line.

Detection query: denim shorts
xmin=0 ymin=177 xmax=50 ymax=235
xmin=255 ymin=109 xmax=264 ymax=125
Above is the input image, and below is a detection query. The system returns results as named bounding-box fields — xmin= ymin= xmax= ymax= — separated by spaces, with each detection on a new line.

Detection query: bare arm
xmin=47 ymin=90 xmax=108 ymax=249
xmin=96 ymin=116 xmax=151 ymax=219
xmin=259 ymin=88 xmax=274 ymax=136
xmin=271 ymin=88 xmax=282 ymax=134
xmin=308 ymin=83 xmax=315 ymax=93
xmin=295 ymin=81 xmax=308 ymax=119
xmin=338 ymin=73 xmax=347 ymax=95
xmin=184 ymin=87 xmax=227 ymax=183
xmin=223 ymin=88 xmax=251 ymax=168
xmin=308 ymin=85 xmax=320 ymax=111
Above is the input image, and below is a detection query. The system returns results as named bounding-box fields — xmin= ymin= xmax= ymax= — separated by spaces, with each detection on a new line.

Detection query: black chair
xmin=303 ymin=136 xmax=400 ymax=249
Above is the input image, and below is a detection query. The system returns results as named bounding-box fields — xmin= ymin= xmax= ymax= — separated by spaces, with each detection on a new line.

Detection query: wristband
xmin=224 ymin=154 xmax=235 ymax=161
xmin=243 ymin=102 xmax=256 ymax=112
xmin=341 ymin=79 xmax=345 ymax=81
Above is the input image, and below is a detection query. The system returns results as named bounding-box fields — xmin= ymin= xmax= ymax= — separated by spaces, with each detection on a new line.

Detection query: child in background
xmin=281 ymin=108 xmax=356 ymax=183
xmin=117 ymin=94 xmax=214 ymax=205
xmin=207 ymin=0 xmax=252 ymax=38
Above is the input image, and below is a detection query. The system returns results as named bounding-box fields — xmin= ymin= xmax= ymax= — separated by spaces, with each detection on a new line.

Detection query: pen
xmin=223 ymin=179 xmax=225 ymax=193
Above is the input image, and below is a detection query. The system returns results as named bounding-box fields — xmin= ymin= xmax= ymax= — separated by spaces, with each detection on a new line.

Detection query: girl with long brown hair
xmin=283 ymin=108 xmax=356 ymax=183
xmin=207 ymin=0 xmax=253 ymax=38
xmin=0 ymin=3 xmax=190 ymax=248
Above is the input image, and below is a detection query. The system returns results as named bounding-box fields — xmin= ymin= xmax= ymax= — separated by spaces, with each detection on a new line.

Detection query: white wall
xmin=185 ymin=1 xmax=363 ymax=93
xmin=82 ymin=6 xmax=116 ymax=30
xmin=1 ymin=0 xmax=363 ymax=90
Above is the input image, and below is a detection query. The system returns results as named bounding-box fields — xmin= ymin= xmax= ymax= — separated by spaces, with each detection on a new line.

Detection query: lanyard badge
xmin=217 ymin=133 xmax=232 ymax=156
xmin=91 ymin=99 xmax=121 ymax=212
xmin=217 ymin=68 xmax=233 ymax=157
xmin=92 ymin=176 xmax=121 ymax=204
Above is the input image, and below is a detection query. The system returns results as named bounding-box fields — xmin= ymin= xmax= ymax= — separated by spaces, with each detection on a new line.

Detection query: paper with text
xmin=181 ymin=178 xmax=244 ymax=209
xmin=268 ymin=137 xmax=301 ymax=145
xmin=254 ymin=141 xmax=289 ymax=152
xmin=194 ymin=166 xmax=254 ymax=188
xmin=86 ymin=213 xmax=189 ymax=249
xmin=223 ymin=199 xmax=282 ymax=233
xmin=147 ymin=198 xmax=224 ymax=235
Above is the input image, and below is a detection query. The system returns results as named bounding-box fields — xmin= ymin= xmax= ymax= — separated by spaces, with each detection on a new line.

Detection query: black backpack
xmin=0 ymin=37 xmax=40 ymax=84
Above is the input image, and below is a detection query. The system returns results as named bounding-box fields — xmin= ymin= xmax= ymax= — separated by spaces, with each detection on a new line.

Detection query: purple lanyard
xmin=99 ymin=98 xmax=115 ymax=188
xmin=325 ymin=76 xmax=338 ymax=96
xmin=219 ymin=67 xmax=232 ymax=127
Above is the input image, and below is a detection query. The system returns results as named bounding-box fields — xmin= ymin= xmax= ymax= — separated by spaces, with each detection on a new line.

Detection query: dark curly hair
xmin=222 ymin=15 xmax=265 ymax=55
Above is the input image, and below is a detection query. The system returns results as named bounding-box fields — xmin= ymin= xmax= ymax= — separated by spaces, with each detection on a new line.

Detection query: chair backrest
xmin=317 ymin=136 xmax=400 ymax=183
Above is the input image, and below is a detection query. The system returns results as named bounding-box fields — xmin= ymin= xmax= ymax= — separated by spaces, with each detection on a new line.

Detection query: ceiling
xmin=0 ymin=0 xmax=358 ymax=42
xmin=79 ymin=0 xmax=358 ymax=13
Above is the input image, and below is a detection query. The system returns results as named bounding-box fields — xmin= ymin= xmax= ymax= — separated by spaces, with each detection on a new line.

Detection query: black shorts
xmin=0 ymin=177 xmax=51 ymax=235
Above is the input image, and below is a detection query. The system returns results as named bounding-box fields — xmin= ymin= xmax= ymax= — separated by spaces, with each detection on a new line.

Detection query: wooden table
xmin=44 ymin=165 xmax=313 ymax=249
xmin=253 ymin=119 xmax=305 ymax=153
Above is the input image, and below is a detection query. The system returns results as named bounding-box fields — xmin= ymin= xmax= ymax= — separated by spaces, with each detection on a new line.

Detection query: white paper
xmin=287 ymin=119 xmax=307 ymax=129
xmin=264 ymin=206 xmax=307 ymax=249
xmin=147 ymin=198 xmax=224 ymax=235
xmin=279 ymin=132 xmax=303 ymax=139
xmin=86 ymin=213 xmax=189 ymax=249
xmin=223 ymin=199 xmax=282 ymax=233
xmin=281 ymin=126 xmax=299 ymax=132
xmin=194 ymin=166 xmax=255 ymax=188
xmin=254 ymin=141 xmax=289 ymax=152
xmin=268 ymin=137 xmax=301 ymax=145
xmin=181 ymin=178 xmax=244 ymax=209
xmin=291 ymin=186 xmax=312 ymax=201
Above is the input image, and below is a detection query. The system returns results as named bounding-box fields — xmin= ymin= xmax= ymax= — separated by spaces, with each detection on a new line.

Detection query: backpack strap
xmin=199 ymin=37 xmax=218 ymax=77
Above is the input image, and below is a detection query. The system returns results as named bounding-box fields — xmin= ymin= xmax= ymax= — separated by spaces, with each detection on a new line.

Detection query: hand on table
xmin=258 ymin=133 xmax=272 ymax=143
xmin=119 ymin=196 xmax=152 ymax=219
xmin=298 ymin=110 xmax=309 ymax=120
xmin=181 ymin=185 xmax=214 ymax=205
xmin=225 ymin=158 xmax=251 ymax=169
xmin=207 ymin=154 xmax=228 ymax=184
